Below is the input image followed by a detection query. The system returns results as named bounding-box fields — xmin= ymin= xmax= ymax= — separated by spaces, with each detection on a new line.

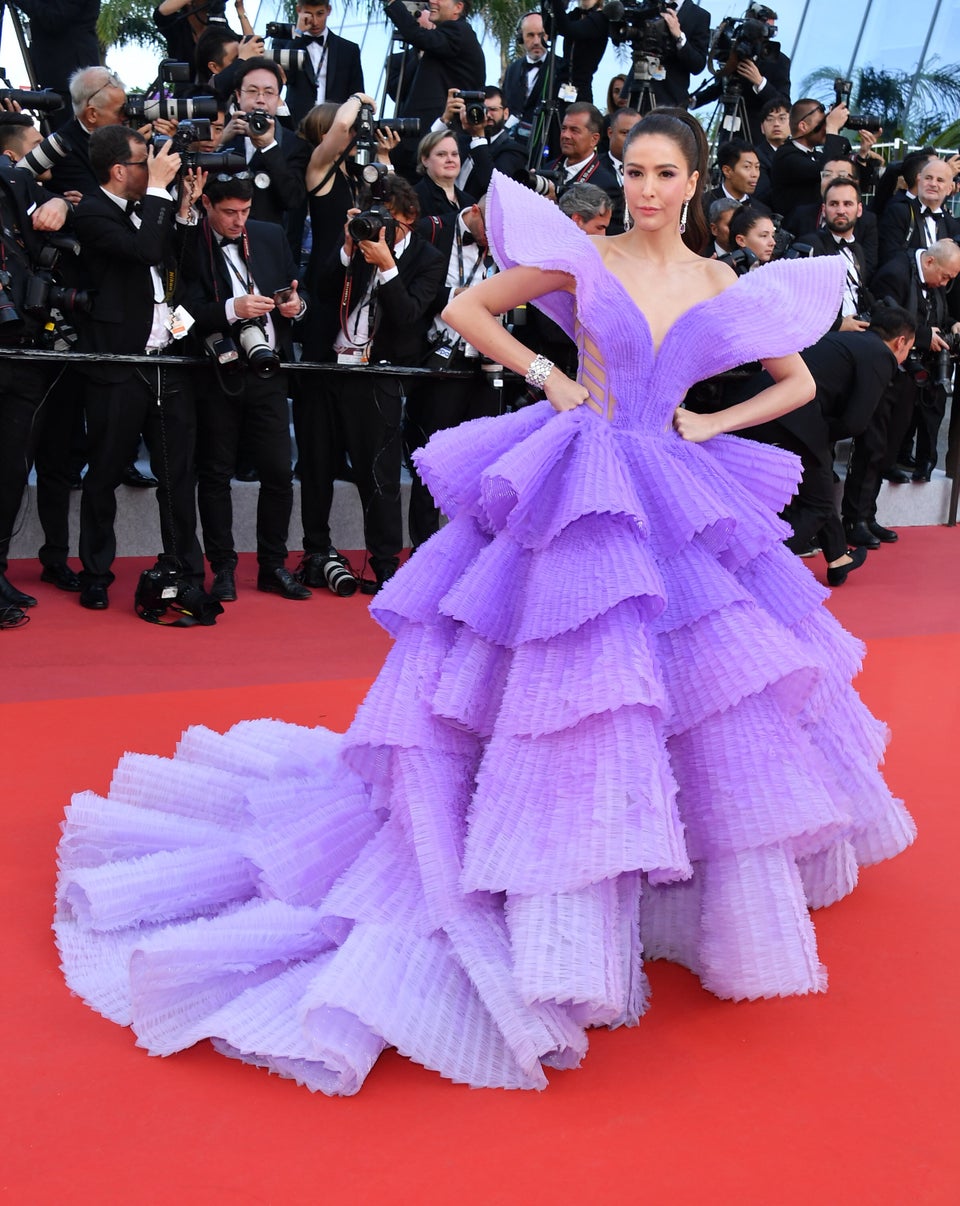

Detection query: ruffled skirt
xmin=55 ymin=403 xmax=915 ymax=1093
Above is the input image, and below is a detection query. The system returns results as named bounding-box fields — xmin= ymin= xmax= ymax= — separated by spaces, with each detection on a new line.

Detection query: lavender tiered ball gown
xmin=54 ymin=175 xmax=916 ymax=1094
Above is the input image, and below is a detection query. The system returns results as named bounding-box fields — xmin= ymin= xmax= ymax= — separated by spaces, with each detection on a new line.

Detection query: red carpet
xmin=3 ymin=537 xmax=958 ymax=1204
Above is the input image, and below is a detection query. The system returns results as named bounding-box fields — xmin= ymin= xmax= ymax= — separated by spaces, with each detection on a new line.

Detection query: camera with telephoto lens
xmin=833 ymin=77 xmax=882 ymax=133
xmin=936 ymin=330 xmax=960 ymax=388
xmin=199 ymin=0 xmax=228 ymax=22
xmin=352 ymin=102 xmax=419 ymax=168
xmin=455 ymin=90 xmax=485 ymax=127
xmin=260 ymin=47 xmax=307 ymax=73
xmin=126 ymin=88 xmax=219 ymax=125
xmin=246 ymin=108 xmax=273 ymax=136
xmin=779 ymin=240 xmax=814 ymax=260
xmin=526 ymin=166 xmax=564 ymax=197
xmin=265 ymin=21 xmax=295 ymax=39
xmin=0 ymin=270 xmax=22 ymax=328
xmin=296 ymin=550 xmax=357 ymax=596
xmin=153 ymin=121 xmax=246 ymax=172
xmin=238 ymin=318 xmax=280 ymax=377
xmin=0 ymin=87 xmax=63 ymax=113
xmin=15 ymin=131 xmax=70 ymax=179
xmin=23 ymin=235 xmax=94 ymax=319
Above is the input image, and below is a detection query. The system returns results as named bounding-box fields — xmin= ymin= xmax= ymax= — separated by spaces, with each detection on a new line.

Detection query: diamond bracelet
xmin=524 ymin=354 xmax=554 ymax=390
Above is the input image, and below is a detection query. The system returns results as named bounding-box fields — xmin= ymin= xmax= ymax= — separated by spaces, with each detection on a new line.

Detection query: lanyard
xmin=221 ymin=231 xmax=255 ymax=295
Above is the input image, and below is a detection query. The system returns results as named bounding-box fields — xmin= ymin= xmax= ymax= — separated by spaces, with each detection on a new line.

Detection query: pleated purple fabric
xmin=54 ymin=174 xmax=916 ymax=1094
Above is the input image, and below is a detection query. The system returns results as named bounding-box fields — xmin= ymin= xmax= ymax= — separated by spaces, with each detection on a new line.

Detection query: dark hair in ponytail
xmin=621 ymin=108 xmax=710 ymax=254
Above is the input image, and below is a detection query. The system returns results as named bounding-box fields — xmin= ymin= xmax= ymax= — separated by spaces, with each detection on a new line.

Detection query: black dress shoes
xmin=257 ymin=567 xmax=312 ymax=600
xmin=844 ymin=521 xmax=881 ymax=550
xmin=882 ymin=467 xmax=911 ymax=484
xmin=0 ymin=573 xmax=37 ymax=608
xmin=121 ymin=465 xmax=159 ymax=488
xmin=868 ymin=520 xmax=898 ymax=543
xmin=827 ymin=545 xmax=868 ymax=587
xmin=41 ymin=563 xmax=82 ymax=592
xmin=211 ymin=566 xmax=238 ymax=602
xmin=79 ymin=582 xmax=109 ymax=610
xmin=360 ymin=565 xmax=397 ymax=596
xmin=911 ymin=463 xmax=934 ymax=482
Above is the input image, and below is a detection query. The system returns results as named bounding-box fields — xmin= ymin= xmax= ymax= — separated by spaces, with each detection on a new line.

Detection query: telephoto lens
xmin=322 ymin=552 xmax=358 ymax=597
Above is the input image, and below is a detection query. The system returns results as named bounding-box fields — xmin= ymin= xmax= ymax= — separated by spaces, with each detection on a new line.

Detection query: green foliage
xmin=98 ymin=0 xmax=165 ymax=52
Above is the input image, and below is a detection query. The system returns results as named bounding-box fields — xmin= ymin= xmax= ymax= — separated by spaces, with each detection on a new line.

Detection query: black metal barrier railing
xmin=6 ymin=347 xmax=957 ymax=526
xmin=0 ymin=345 xmax=480 ymax=380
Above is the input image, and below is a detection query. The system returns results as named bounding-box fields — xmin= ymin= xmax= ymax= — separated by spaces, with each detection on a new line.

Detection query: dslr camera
xmin=153 ymin=120 xmax=246 ymax=173
xmin=833 ymin=77 xmax=882 ymax=133
xmin=347 ymin=163 xmax=396 ymax=244
xmin=126 ymin=61 xmax=219 ymax=123
xmin=352 ymin=101 xmax=418 ymax=167
xmin=23 ymin=235 xmax=94 ymax=321
xmin=455 ymin=90 xmax=486 ymax=127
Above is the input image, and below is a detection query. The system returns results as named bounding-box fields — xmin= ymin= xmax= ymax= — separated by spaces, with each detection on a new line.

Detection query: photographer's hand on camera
xmin=148 ymin=139 xmax=182 ymax=191
xmin=440 ymin=89 xmax=466 ymax=128
xmin=238 ymin=34 xmax=266 ymax=61
xmin=375 ymin=126 xmax=401 ymax=163
xmin=736 ymin=59 xmax=764 ymax=90
xmin=663 ymin=7 xmax=683 ymax=41
xmin=31 ymin=196 xmax=70 ymax=233
xmin=929 ymin=328 xmax=950 ymax=355
xmin=825 ymin=102 xmax=849 ymax=136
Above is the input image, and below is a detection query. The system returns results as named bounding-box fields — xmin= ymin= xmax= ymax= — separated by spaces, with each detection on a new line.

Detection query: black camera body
xmin=246 ymin=108 xmax=273 ymax=136
xmin=718 ymin=246 xmax=757 ymax=275
xmin=0 ymin=87 xmax=63 ymax=113
xmin=135 ymin=563 xmax=224 ymax=626
xmin=455 ymin=90 xmax=486 ymax=126
xmin=154 ymin=121 xmax=246 ymax=173
xmin=265 ymin=21 xmax=295 ymax=40
xmin=833 ymin=77 xmax=882 ymax=133
xmin=23 ymin=235 xmax=93 ymax=320
xmin=346 ymin=160 xmax=397 ymax=245
xmin=352 ymin=102 xmax=419 ymax=168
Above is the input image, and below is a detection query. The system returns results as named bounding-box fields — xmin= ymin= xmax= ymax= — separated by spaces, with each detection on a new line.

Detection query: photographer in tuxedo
xmin=183 ymin=173 xmax=310 ymax=602
xmin=770 ymin=95 xmax=850 ymax=232
xmin=271 ymin=2 xmax=365 ymax=126
xmin=800 ymin=176 xmax=873 ymax=332
xmin=456 ymin=88 xmax=529 ymax=199
xmin=297 ymin=174 xmax=444 ymax=594
xmin=70 ymin=127 xmax=204 ymax=611
xmin=651 ymin=1 xmax=710 ymax=109
xmin=501 ymin=11 xmax=557 ymax=126
xmin=877 ymin=156 xmax=960 ymax=264
xmin=383 ymin=0 xmax=485 ymax=129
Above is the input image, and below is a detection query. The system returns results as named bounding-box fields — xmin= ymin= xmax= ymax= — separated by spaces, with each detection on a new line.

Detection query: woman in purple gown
xmin=54 ymin=112 xmax=915 ymax=1095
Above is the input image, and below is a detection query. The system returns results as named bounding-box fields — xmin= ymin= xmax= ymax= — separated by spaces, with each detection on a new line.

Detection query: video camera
xmin=603 ymin=1 xmax=674 ymax=58
xmin=152 ymin=121 xmax=246 ymax=173
xmin=709 ymin=5 xmax=778 ymax=75
xmin=833 ymin=78 xmax=882 ymax=133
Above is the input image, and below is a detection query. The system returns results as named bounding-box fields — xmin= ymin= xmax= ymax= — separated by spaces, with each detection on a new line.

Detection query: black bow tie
xmin=920 ymin=207 xmax=942 ymax=218
xmin=125 ymin=199 xmax=141 ymax=217
xmin=219 ymin=235 xmax=243 ymax=248
xmin=461 ymin=232 xmax=476 ymax=246
xmin=300 ymin=34 xmax=325 ymax=46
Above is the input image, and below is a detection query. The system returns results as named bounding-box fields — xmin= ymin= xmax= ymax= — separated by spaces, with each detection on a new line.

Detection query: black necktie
xmin=125 ymin=200 xmax=141 ymax=217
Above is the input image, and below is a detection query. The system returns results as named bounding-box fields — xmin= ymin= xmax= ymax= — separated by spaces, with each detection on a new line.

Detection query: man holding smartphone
xmin=181 ymin=172 xmax=311 ymax=602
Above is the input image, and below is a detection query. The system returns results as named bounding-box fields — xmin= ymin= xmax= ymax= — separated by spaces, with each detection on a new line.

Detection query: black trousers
xmin=0 ymin=356 xmax=54 ymax=575
xmin=295 ymin=371 xmax=403 ymax=578
xmin=404 ymin=369 xmax=502 ymax=550
xmin=746 ymin=422 xmax=847 ymax=564
xmin=196 ymin=367 xmax=293 ymax=572
xmin=842 ymin=370 xmax=916 ymax=526
xmin=914 ymin=380 xmax=948 ymax=470
xmin=34 ymin=368 xmax=85 ymax=569
xmin=80 ymin=363 xmax=202 ymax=585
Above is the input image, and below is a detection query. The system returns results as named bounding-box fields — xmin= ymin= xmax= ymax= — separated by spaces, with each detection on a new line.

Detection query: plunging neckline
xmin=587 ymin=240 xmax=744 ymax=362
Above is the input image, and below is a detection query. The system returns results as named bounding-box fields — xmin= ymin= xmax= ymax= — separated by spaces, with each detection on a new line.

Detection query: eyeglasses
xmin=119 ymin=158 xmax=149 ymax=168
xmin=797 ymin=105 xmax=825 ymax=126
xmin=239 ymin=87 xmax=279 ymax=99
xmin=84 ymin=72 xmax=123 ymax=108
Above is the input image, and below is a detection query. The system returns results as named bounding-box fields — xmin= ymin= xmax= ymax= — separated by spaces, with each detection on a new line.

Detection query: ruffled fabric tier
xmin=56 ymin=400 xmax=914 ymax=1095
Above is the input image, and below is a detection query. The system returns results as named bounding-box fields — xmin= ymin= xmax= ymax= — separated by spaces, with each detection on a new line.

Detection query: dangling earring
xmin=679 ymin=200 xmax=689 ymax=235
xmin=623 ymin=206 xmax=633 ymax=232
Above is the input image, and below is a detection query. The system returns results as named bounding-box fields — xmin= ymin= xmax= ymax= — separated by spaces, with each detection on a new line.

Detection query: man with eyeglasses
xmin=69 ymin=126 xmax=205 ymax=611
xmin=770 ymin=95 xmax=851 ymax=233
xmin=217 ymin=57 xmax=309 ymax=241
xmin=441 ymin=86 xmax=527 ymax=199
xmin=48 ymin=66 xmax=130 ymax=200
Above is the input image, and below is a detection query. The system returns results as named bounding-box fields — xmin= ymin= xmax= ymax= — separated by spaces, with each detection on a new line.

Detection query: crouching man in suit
xmin=183 ymin=173 xmax=311 ymax=602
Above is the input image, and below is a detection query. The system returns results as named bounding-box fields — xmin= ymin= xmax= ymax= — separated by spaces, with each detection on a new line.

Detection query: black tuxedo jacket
xmin=694 ymin=49 xmax=791 ymax=143
xmin=461 ymin=128 xmax=529 ymax=197
xmin=770 ymin=134 xmax=850 ymax=231
xmin=650 ymin=1 xmax=710 ymax=108
xmin=48 ymin=117 xmax=99 ymax=199
xmin=501 ymin=57 xmax=559 ymax=125
xmin=220 ymin=125 xmax=310 ymax=230
xmin=801 ymin=230 xmax=872 ymax=329
xmin=790 ymin=205 xmax=878 ymax=281
xmin=272 ymin=31 xmax=365 ymax=125
xmin=877 ymin=194 xmax=960 ymax=265
xmin=550 ymin=0 xmax=609 ymax=104
xmin=331 ymin=234 xmax=445 ymax=366
xmin=383 ymin=3 xmax=485 ymax=126
xmin=72 ymin=188 xmax=183 ymax=382
xmin=871 ymin=250 xmax=948 ymax=352
xmin=180 ymin=217 xmax=304 ymax=362
xmin=0 ymin=158 xmax=64 ymax=310
xmin=548 ymin=152 xmax=620 ymax=205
